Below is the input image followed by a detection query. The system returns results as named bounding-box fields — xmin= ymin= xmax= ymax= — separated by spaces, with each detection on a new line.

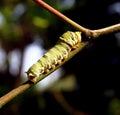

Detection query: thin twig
xmin=0 ymin=81 xmax=33 ymax=108
xmin=33 ymin=0 xmax=91 ymax=37
xmin=92 ymin=23 xmax=120 ymax=38
xmin=34 ymin=0 xmax=120 ymax=39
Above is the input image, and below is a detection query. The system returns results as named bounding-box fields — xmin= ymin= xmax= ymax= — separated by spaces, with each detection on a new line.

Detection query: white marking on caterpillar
xmin=26 ymin=31 xmax=81 ymax=83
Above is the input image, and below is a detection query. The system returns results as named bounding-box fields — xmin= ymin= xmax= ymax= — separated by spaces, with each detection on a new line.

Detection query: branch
xmin=0 ymin=81 xmax=33 ymax=108
xmin=0 ymin=0 xmax=120 ymax=109
xmin=0 ymin=41 xmax=88 ymax=108
xmin=34 ymin=0 xmax=91 ymax=37
xmin=92 ymin=24 xmax=120 ymax=38
xmin=34 ymin=0 xmax=120 ymax=38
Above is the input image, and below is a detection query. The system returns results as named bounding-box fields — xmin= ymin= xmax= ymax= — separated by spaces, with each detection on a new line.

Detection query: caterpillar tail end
xmin=25 ymin=72 xmax=37 ymax=83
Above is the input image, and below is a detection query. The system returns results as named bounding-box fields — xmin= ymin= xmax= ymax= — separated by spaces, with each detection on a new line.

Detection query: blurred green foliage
xmin=109 ymin=98 xmax=120 ymax=115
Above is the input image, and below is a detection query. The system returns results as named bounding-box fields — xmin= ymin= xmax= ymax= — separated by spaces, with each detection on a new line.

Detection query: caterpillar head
xmin=60 ymin=31 xmax=81 ymax=49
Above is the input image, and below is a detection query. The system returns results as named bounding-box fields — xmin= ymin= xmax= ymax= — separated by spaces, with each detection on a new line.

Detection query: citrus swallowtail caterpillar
xmin=26 ymin=31 xmax=81 ymax=83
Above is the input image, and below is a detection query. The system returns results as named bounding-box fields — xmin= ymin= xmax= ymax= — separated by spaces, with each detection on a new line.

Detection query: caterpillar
xmin=26 ymin=31 xmax=81 ymax=83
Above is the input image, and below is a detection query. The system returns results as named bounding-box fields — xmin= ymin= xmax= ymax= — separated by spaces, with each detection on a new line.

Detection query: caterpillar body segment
xmin=26 ymin=31 xmax=81 ymax=83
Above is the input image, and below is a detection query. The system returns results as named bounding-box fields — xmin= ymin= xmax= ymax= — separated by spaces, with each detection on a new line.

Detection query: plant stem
xmin=34 ymin=0 xmax=120 ymax=39
xmin=0 ymin=81 xmax=33 ymax=109
xmin=0 ymin=41 xmax=88 ymax=109
xmin=33 ymin=0 xmax=90 ymax=37
xmin=93 ymin=23 xmax=120 ymax=38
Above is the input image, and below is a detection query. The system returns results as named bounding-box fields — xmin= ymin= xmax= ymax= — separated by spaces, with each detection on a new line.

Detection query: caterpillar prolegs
xmin=26 ymin=31 xmax=81 ymax=83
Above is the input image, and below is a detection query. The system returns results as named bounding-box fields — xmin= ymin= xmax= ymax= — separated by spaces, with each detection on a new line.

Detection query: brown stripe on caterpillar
xmin=26 ymin=31 xmax=81 ymax=83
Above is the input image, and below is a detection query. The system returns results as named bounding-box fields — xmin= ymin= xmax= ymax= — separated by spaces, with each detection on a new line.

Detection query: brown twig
xmin=0 ymin=81 xmax=33 ymax=108
xmin=33 ymin=0 xmax=91 ymax=37
xmin=92 ymin=23 xmax=120 ymax=38
xmin=34 ymin=0 xmax=120 ymax=39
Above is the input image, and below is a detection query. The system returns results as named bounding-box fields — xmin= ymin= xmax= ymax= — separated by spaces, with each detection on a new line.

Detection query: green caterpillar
xmin=26 ymin=31 xmax=81 ymax=83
